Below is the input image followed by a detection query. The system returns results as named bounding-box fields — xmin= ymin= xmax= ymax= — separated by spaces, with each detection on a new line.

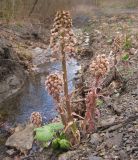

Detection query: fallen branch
xmin=97 ymin=114 xmax=138 ymax=132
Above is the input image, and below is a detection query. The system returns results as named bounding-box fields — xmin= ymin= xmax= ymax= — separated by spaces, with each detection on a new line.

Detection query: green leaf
xmin=34 ymin=122 xmax=64 ymax=142
xmin=59 ymin=139 xmax=70 ymax=150
xmin=122 ymin=53 xmax=129 ymax=61
xmin=34 ymin=126 xmax=54 ymax=142
xmin=46 ymin=122 xmax=64 ymax=132
xmin=59 ymin=133 xmax=67 ymax=139
xmin=52 ymin=138 xmax=60 ymax=149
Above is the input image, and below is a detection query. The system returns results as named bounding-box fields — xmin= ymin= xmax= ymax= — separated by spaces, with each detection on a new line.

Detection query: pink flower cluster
xmin=30 ymin=112 xmax=42 ymax=127
xmin=50 ymin=10 xmax=77 ymax=57
xmin=45 ymin=73 xmax=63 ymax=102
xmin=112 ymin=35 xmax=122 ymax=52
xmin=90 ymin=54 xmax=109 ymax=78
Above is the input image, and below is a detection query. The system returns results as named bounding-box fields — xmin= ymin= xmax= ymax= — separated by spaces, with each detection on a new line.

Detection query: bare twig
xmin=29 ymin=0 xmax=39 ymax=16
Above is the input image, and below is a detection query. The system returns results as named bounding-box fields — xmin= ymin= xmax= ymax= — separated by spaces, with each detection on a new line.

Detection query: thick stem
xmin=61 ymin=40 xmax=73 ymax=121
xmin=83 ymin=89 xmax=97 ymax=132
xmin=61 ymin=34 xmax=79 ymax=144
xmin=95 ymin=76 xmax=100 ymax=87
xmin=57 ymin=103 xmax=67 ymax=127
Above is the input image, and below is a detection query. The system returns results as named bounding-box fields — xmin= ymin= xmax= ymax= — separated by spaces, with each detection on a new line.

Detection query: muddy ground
xmin=0 ymin=13 xmax=138 ymax=160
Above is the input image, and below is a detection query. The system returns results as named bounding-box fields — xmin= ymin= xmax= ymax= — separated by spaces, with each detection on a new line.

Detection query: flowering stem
xmin=61 ymin=35 xmax=79 ymax=143
xmin=83 ymin=89 xmax=97 ymax=132
xmin=95 ymin=76 xmax=100 ymax=87
xmin=57 ymin=103 xmax=67 ymax=127
xmin=61 ymin=38 xmax=72 ymax=121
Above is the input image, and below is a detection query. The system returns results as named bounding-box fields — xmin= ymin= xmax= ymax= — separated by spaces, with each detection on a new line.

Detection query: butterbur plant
xmin=45 ymin=73 xmax=63 ymax=103
xmin=46 ymin=10 xmax=80 ymax=145
xmin=83 ymin=54 xmax=109 ymax=132
xmin=90 ymin=54 xmax=109 ymax=86
xmin=30 ymin=112 xmax=42 ymax=127
xmin=45 ymin=73 xmax=67 ymax=126
xmin=50 ymin=10 xmax=77 ymax=58
xmin=112 ymin=34 xmax=131 ymax=80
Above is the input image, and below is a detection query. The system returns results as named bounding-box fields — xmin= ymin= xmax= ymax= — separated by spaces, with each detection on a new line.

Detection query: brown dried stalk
xmin=112 ymin=35 xmax=123 ymax=79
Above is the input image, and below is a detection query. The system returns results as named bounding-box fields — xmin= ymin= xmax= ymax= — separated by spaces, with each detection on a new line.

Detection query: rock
xmin=58 ymin=151 xmax=79 ymax=160
xmin=7 ymin=75 xmax=20 ymax=88
xmin=0 ymin=82 xmax=9 ymax=93
xmin=126 ymin=146 xmax=131 ymax=152
xmin=88 ymin=155 xmax=103 ymax=160
xmin=119 ymin=150 xmax=128 ymax=160
xmin=90 ymin=133 xmax=102 ymax=145
xmin=100 ymin=116 xmax=116 ymax=127
xmin=6 ymin=124 xmax=34 ymax=153
xmin=130 ymin=48 xmax=137 ymax=55
xmin=6 ymin=149 xmax=16 ymax=156
xmin=134 ymin=107 xmax=138 ymax=112
xmin=0 ymin=38 xmax=26 ymax=104
xmin=14 ymin=123 xmax=25 ymax=132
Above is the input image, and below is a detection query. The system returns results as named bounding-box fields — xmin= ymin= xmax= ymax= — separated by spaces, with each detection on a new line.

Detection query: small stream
xmin=1 ymin=48 xmax=81 ymax=124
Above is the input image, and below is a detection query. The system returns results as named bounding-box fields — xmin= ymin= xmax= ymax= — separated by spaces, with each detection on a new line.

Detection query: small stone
xmin=126 ymin=146 xmax=131 ymax=152
xmin=58 ymin=151 xmax=79 ymax=160
xmin=125 ymin=139 xmax=130 ymax=144
xmin=100 ymin=116 xmax=116 ymax=127
xmin=130 ymin=48 xmax=137 ymax=55
xmin=128 ymin=127 xmax=134 ymax=132
xmin=90 ymin=133 xmax=102 ymax=145
xmin=119 ymin=150 xmax=128 ymax=160
xmin=6 ymin=149 xmax=16 ymax=156
xmin=134 ymin=107 xmax=138 ymax=112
